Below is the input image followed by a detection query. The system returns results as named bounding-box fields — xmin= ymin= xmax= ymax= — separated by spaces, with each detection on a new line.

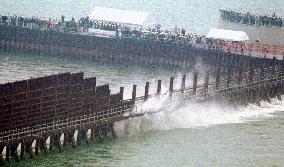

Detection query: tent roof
xmin=88 ymin=6 xmax=155 ymax=27
xmin=206 ymin=28 xmax=249 ymax=41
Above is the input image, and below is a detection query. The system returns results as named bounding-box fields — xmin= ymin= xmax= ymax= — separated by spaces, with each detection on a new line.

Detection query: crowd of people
xmin=220 ymin=9 xmax=283 ymax=28
xmin=0 ymin=14 xmax=209 ymax=45
xmin=0 ymin=13 xmax=274 ymax=57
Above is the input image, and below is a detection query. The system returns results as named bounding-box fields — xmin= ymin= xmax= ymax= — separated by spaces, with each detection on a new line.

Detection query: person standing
xmin=61 ymin=15 xmax=65 ymax=23
xmin=47 ymin=18 xmax=52 ymax=29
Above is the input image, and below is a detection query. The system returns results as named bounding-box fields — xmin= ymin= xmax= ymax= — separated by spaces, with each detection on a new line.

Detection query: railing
xmin=2 ymin=21 xmax=283 ymax=60
xmin=128 ymin=65 xmax=283 ymax=102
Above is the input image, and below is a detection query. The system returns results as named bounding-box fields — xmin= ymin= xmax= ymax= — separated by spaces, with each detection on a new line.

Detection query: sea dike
xmin=0 ymin=18 xmax=284 ymax=165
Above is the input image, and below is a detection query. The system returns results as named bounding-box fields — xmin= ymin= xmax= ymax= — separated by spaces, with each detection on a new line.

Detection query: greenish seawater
xmin=6 ymin=111 xmax=284 ymax=167
xmin=1 ymin=52 xmax=284 ymax=167
xmin=1 ymin=0 xmax=284 ymax=166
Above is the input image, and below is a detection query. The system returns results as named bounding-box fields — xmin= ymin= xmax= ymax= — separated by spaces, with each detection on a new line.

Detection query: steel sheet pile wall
xmin=0 ymin=72 xmax=135 ymax=164
xmin=0 ymin=25 xmax=282 ymax=70
xmin=0 ymin=72 xmax=126 ymax=136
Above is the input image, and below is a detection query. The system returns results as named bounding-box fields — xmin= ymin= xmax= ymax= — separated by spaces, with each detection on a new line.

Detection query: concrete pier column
xmin=45 ymin=136 xmax=51 ymax=152
xmin=193 ymin=72 xmax=198 ymax=95
xmin=72 ymin=129 xmax=79 ymax=147
xmin=58 ymin=133 xmax=65 ymax=151
xmin=132 ymin=85 xmax=137 ymax=100
xmin=30 ymin=139 xmax=37 ymax=158
xmin=86 ymin=129 xmax=92 ymax=144
xmin=144 ymin=82 xmax=150 ymax=101
xmin=15 ymin=143 xmax=22 ymax=161
xmin=169 ymin=77 xmax=174 ymax=96
xmin=181 ymin=75 xmax=186 ymax=93
xmin=0 ymin=146 xmax=7 ymax=165
xmin=120 ymin=87 xmax=124 ymax=101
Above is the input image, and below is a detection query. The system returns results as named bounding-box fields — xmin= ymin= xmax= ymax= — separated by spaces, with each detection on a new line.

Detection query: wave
xmin=114 ymin=95 xmax=284 ymax=137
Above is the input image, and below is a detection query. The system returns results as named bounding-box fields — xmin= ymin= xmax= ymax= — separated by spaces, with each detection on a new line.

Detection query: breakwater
xmin=0 ymin=57 xmax=283 ymax=165
xmin=0 ymin=24 xmax=282 ymax=72
xmin=0 ymin=15 xmax=284 ymax=166
xmin=0 ymin=72 xmax=133 ymax=165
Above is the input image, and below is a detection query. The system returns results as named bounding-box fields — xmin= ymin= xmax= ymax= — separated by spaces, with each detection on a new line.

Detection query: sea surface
xmin=1 ymin=0 xmax=284 ymax=166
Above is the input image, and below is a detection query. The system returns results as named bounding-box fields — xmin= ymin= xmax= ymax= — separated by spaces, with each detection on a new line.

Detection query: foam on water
xmin=114 ymin=95 xmax=284 ymax=137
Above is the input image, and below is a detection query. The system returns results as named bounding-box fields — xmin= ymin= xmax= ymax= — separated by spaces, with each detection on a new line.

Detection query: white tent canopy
xmin=87 ymin=28 xmax=117 ymax=38
xmin=88 ymin=6 xmax=155 ymax=27
xmin=206 ymin=28 xmax=249 ymax=41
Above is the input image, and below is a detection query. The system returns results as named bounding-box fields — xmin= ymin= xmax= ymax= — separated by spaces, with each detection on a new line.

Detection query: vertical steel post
xmin=132 ymin=85 xmax=137 ymax=100
xmin=181 ymin=75 xmax=186 ymax=93
xmin=144 ymin=82 xmax=149 ymax=101
xmin=157 ymin=80 xmax=162 ymax=95
xmin=204 ymin=71 xmax=209 ymax=93
xmin=193 ymin=72 xmax=198 ymax=95
xmin=169 ymin=77 xmax=174 ymax=96
xmin=120 ymin=87 xmax=124 ymax=101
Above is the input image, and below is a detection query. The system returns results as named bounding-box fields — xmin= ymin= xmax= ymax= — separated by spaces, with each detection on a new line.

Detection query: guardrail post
xmin=169 ymin=77 xmax=174 ymax=96
xmin=144 ymin=82 xmax=149 ymax=101
xmin=157 ymin=80 xmax=162 ymax=95
xmin=120 ymin=87 xmax=124 ymax=101
xmin=181 ymin=75 xmax=186 ymax=93
xmin=193 ymin=72 xmax=198 ymax=95
xmin=132 ymin=85 xmax=137 ymax=100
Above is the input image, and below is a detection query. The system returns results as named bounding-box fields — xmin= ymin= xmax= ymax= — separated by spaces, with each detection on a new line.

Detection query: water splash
xmin=114 ymin=95 xmax=284 ymax=136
